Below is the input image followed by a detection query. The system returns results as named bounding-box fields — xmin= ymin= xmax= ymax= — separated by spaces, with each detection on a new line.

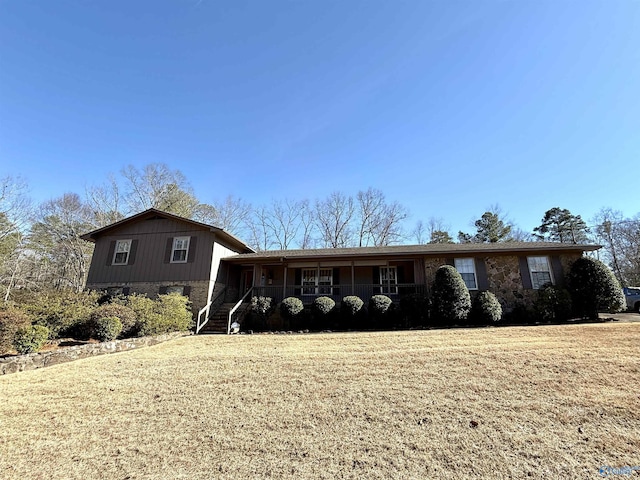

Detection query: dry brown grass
xmin=1 ymin=323 xmax=639 ymax=479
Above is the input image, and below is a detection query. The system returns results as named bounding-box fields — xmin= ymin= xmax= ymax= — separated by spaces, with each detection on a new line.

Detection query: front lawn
xmin=1 ymin=323 xmax=638 ymax=479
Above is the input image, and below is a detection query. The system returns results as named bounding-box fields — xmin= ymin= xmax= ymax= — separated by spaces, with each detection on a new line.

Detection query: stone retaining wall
xmin=0 ymin=331 xmax=189 ymax=376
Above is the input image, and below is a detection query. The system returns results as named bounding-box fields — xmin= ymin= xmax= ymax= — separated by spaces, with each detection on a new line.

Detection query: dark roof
xmin=80 ymin=208 xmax=254 ymax=253
xmin=225 ymin=242 xmax=600 ymax=262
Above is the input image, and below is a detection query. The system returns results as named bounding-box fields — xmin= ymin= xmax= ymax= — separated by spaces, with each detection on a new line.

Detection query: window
xmin=171 ymin=236 xmax=190 ymax=263
xmin=112 ymin=240 xmax=132 ymax=265
xmin=454 ymin=258 xmax=477 ymax=290
xmin=165 ymin=286 xmax=184 ymax=295
xmin=302 ymin=268 xmax=333 ymax=295
xmin=527 ymin=256 xmax=553 ymax=289
xmin=379 ymin=266 xmax=398 ymax=294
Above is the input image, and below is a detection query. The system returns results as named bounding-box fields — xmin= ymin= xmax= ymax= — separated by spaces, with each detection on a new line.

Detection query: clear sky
xmin=1 ymin=0 xmax=638 ymax=237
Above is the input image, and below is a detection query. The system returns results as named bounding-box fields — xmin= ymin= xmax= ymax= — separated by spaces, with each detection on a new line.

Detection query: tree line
xmin=1 ymin=163 xmax=639 ymax=300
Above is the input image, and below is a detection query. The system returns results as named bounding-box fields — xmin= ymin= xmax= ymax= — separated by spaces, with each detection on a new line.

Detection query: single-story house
xmin=81 ymin=209 xmax=600 ymax=333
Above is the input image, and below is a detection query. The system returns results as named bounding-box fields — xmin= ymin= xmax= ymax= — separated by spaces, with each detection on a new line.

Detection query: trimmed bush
xmin=312 ymin=296 xmax=336 ymax=330
xmin=0 ymin=308 xmax=31 ymax=354
xmin=13 ymin=325 xmax=50 ymax=354
xmin=369 ymin=295 xmax=393 ymax=329
xmin=90 ymin=304 xmax=137 ymax=338
xmin=470 ymin=291 xmax=502 ymax=325
xmin=280 ymin=297 xmax=304 ymax=320
xmin=566 ymin=257 xmax=625 ymax=319
xmin=533 ymin=284 xmax=572 ymax=322
xmin=313 ymin=296 xmax=335 ymax=316
xmin=369 ymin=295 xmax=392 ymax=315
xmin=399 ymin=293 xmax=429 ymax=328
xmin=341 ymin=296 xmax=364 ymax=317
xmin=94 ymin=316 xmax=123 ymax=342
xmin=430 ymin=265 xmax=471 ymax=325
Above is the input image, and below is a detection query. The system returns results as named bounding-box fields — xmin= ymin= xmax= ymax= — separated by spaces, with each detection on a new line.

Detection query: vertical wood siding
xmin=86 ymin=218 xmax=217 ymax=284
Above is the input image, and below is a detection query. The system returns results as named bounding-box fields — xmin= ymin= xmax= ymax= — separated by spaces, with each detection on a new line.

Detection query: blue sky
xmin=1 ymin=0 xmax=639 ymax=237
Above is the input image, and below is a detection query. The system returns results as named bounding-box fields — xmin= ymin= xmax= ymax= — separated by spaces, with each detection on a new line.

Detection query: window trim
xmin=527 ymin=256 xmax=554 ymax=289
xmin=112 ymin=239 xmax=132 ymax=266
xmin=301 ymin=268 xmax=333 ymax=295
xmin=379 ymin=266 xmax=398 ymax=294
xmin=454 ymin=258 xmax=478 ymax=290
xmin=170 ymin=236 xmax=190 ymax=264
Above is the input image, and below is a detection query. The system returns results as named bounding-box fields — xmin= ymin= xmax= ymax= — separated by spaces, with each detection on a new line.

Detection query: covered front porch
xmin=228 ymin=257 xmax=427 ymax=305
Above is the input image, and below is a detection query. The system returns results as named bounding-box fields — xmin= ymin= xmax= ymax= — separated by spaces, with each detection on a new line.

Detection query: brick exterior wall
xmin=86 ymin=280 xmax=212 ymax=317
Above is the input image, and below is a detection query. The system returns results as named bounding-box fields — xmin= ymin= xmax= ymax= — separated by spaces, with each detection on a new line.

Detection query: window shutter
xmin=127 ymin=240 xmax=139 ymax=265
xmin=164 ymin=238 xmax=173 ymax=263
xmin=106 ymin=241 xmax=116 ymax=266
xmin=187 ymin=236 xmax=198 ymax=263
xmin=183 ymin=286 xmax=191 ymax=297
xmin=445 ymin=258 xmax=455 ymax=267
xmin=397 ymin=266 xmax=405 ymax=283
xmin=294 ymin=269 xmax=301 ymax=295
xmin=333 ymin=268 xmax=341 ymax=296
xmin=159 ymin=286 xmax=168 ymax=295
xmin=550 ymin=256 xmax=563 ymax=286
xmin=519 ymin=257 xmax=533 ymax=289
xmin=373 ymin=266 xmax=380 ymax=294
xmin=475 ymin=258 xmax=489 ymax=290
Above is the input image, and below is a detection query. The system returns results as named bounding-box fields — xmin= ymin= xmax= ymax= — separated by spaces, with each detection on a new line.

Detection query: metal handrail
xmin=227 ymin=287 xmax=253 ymax=334
xmin=196 ymin=287 xmax=226 ymax=334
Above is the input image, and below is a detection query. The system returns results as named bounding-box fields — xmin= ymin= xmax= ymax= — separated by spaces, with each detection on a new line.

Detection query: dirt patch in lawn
xmin=1 ymin=323 xmax=638 ymax=479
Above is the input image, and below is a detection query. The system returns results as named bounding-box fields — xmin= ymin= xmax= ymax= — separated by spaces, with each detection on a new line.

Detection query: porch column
xmin=283 ymin=265 xmax=287 ymax=299
xmin=351 ymin=261 xmax=355 ymax=296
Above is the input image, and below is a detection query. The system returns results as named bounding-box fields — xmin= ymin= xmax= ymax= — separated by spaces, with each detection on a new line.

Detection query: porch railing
xmin=227 ymin=287 xmax=253 ymax=334
xmin=196 ymin=287 xmax=226 ymax=334
xmin=251 ymin=283 xmax=425 ymax=305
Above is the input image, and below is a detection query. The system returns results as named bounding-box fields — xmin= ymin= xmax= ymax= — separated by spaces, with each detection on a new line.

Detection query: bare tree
xmin=85 ymin=174 xmax=124 ymax=228
xmin=593 ymin=208 xmax=640 ymax=285
xmin=245 ymin=205 xmax=274 ymax=252
xmin=121 ymin=163 xmax=198 ymax=216
xmin=0 ymin=175 xmax=31 ymax=241
xmin=298 ymin=199 xmax=316 ymax=249
xmin=210 ymin=195 xmax=252 ymax=238
xmin=315 ymin=192 xmax=356 ymax=248
xmin=27 ymin=193 xmax=95 ymax=292
xmin=355 ymin=188 xmax=408 ymax=246
xmin=265 ymin=198 xmax=304 ymax=250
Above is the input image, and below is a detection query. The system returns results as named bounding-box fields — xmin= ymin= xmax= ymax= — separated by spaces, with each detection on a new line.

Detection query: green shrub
xmin=136 ymin=293 xmax=193 ymax=336
xmin=399 ymin=293 xmax=429 ymax=328
xmin=250 ymin=296 xmax=274 ymax=318
xmin=313 ymin=296 xmax=335 ymax=316
xmin=280 ymin=297 xmax=304 ymax=319
xmin=469 ymin=291 xmax=503 ymax=325
xmin=533 ymin=284 xmax=572 ymax=322
xmin=13 ymin=325 xmax=50 ymax=354
xmin=0 ymin=308 xmax=31 ymax=354
xmin=430 ymin=265 xmax=471 ymax=325
xmin=340 ymin=295 xmax=364 ymax=330
xmin=368 ymin=295 xmax=393 ymax=329
xmin=341 ymin=296 xmax=364 ymax=317
xmin=567 ymin=257 xmax=625 ymax=319
xmin=90 ymin=304 xmax=137 ymax=337
xmin=19 ymin=289 xmax=100 ymax=338
xmin=94 ymin=316 xmax=123 ymax=342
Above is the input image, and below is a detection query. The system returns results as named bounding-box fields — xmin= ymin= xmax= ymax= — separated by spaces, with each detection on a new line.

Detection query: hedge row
xmin=241 ymin=258 xmax=624 ymax=332
xmin=0 ymin=291 xmax=193 ymax=355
